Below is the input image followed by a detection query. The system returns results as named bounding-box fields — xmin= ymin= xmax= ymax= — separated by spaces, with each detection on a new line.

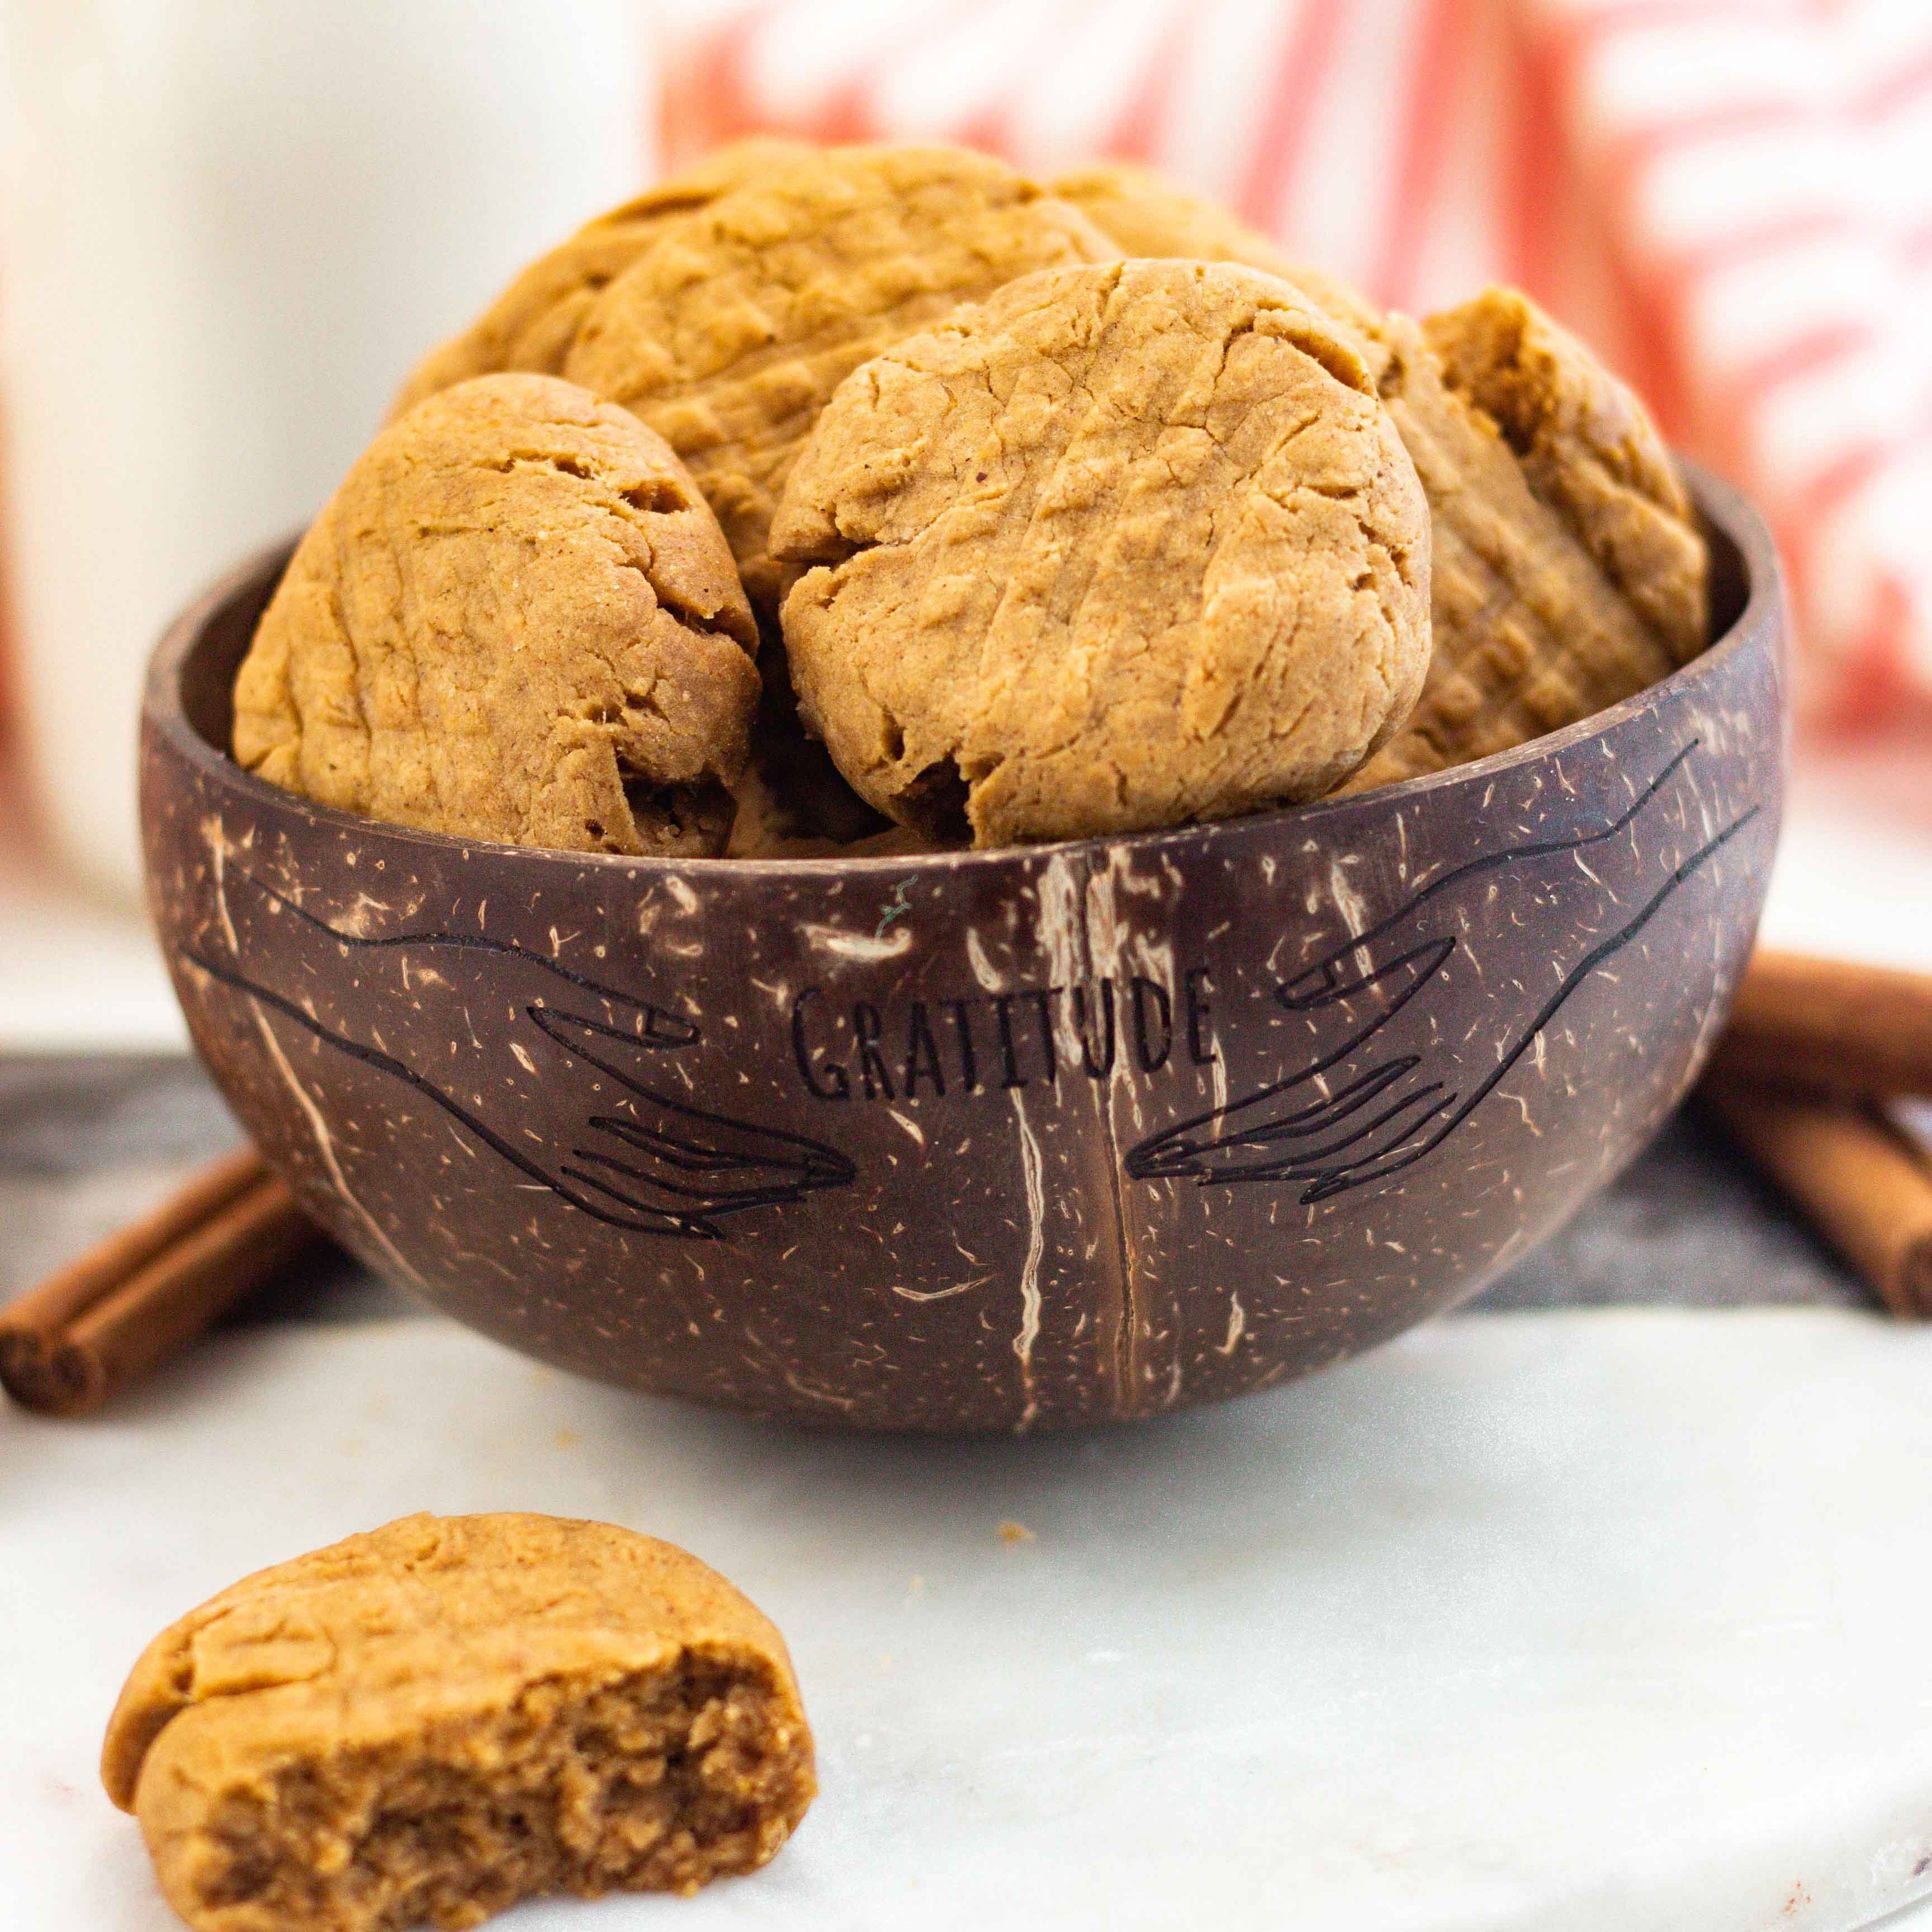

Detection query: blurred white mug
xmin=0 ymin=0 xmax=652 ymax=901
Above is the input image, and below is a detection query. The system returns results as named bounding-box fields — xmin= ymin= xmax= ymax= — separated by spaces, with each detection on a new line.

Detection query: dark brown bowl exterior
xmin=141 ymin=465 xmax=1783 ymax=1433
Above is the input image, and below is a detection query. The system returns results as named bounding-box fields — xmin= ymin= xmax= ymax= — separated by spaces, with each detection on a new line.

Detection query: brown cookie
xmin=1346 ymin=288 xmax=1706 ymax=790
xmin=233 ymin=373 xmax=760 ymax=857
xmin=390 ymin=139 xmax=812 ymax=419
xmin=771 ymin=258 xmax=1431 ymax=847
xmin=1049 ymin=160 xmax=1385 ymax=342
xmin=1426 ymin=286 xmax=1705 ymax=656
xmin=102 ymin=1513 xmax=816 ymax=1930
xmin=560 ymin=143 xmax=1117 ymax=610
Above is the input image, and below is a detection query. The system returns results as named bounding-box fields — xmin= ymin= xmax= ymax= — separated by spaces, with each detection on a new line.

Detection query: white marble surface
xmin=7 ymin=1311 xmax=1932 ymax=1932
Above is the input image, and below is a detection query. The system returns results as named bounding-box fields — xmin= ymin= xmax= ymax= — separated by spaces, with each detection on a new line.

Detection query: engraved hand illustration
xmin=528 ymin=1005 xmax=855 ymax=1235
xmin=186 ymin=863 xmax=854 ymax=1238
xmin=1126 ymin=742 xmax=1758 ymax=1201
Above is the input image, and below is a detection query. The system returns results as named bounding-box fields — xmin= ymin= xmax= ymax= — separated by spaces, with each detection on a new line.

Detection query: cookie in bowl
xmin=1347 ymin=287 xmax=1707 ymax=790
xmin=560 ymin=143 xmax=1116 ymax=611
xmin=233 ymin=372 xmax=760 ymax=857
xmin=771 ymin=258 xmax=1431 ymax=846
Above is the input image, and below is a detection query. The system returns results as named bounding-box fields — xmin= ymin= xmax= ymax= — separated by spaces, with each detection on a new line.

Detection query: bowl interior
xmin=179 ymin=559 xmax=278 ymax=754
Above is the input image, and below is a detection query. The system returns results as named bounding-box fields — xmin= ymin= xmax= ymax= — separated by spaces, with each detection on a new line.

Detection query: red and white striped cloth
xmin=664 ymin=0 xmax=1932 ymax=723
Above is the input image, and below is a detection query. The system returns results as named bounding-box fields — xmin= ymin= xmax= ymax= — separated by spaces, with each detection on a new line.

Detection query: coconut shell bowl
xmin=141 ymin=463 xmax=1783 ymax=1434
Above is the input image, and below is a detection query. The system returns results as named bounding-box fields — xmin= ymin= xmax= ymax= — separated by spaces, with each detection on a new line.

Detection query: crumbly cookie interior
xmin=164 ymin=1656 xmax=811 ymax=1930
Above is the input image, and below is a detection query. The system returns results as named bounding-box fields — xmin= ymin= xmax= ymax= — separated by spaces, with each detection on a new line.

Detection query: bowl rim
xmin=144 ymin=457 xmax=1782 ymax=878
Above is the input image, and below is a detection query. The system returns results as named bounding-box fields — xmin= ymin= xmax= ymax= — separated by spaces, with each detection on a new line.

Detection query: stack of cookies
xmin=233 ymin=141 xmax=1708 ymax=857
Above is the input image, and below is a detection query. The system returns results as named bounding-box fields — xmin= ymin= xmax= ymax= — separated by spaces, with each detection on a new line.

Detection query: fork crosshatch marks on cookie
xmin=183 ymin=868 xmax=855 ymax=1242
xmin=1127 ymin=740 xmax=1759 ymax=1203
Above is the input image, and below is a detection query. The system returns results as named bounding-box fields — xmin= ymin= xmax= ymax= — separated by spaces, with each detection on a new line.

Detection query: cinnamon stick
xmin=1712 ymin=950 xmax=1932 ymax=1101
xmin=1702 ymin=1078 xmax=1932 ymax=1318
xmin=0 ymin=1149 xmax=321 ymax=1416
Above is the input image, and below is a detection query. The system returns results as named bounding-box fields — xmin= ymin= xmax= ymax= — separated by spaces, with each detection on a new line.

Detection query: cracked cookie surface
xmin=771 ymin=258 xmax=1431 ymax=847
xmin=103 ymin=1513 xmax=816 ymax=1931
xmin=561 ymin=143 xmax=1116 ymax=610
xmin=391 ymin=139 xmax=811 ymax=419
xmin=233 ymin=373 xmax=759 ymax=856
xmin=1348 ymin=287 xmax=1706 ymax=790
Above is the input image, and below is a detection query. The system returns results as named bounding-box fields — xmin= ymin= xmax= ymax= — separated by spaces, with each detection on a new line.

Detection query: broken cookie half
xmin=233 ymin=373 xmax=760 ymax=857
xmin=102 ymin=1512 xmax=816 ymax=1931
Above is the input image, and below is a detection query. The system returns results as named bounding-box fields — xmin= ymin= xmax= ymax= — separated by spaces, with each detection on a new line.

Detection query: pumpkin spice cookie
xmin=391 ymin=138 xmax=812 ymax=419
xmin=1346 ymin=288 xmax=1706 ymax=790
xmin=1050 ymin=160 xmax=1385 ymax=342
xmin=771 ymin=258 xmax=1431 ymax=847
xmin=102 ymin=1513 xmax=816 ymax=1931
xmin=233 ymin=373 xmax=760 ymax=856
xmin=560 ymin=143 xmax=1117 ymax=610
